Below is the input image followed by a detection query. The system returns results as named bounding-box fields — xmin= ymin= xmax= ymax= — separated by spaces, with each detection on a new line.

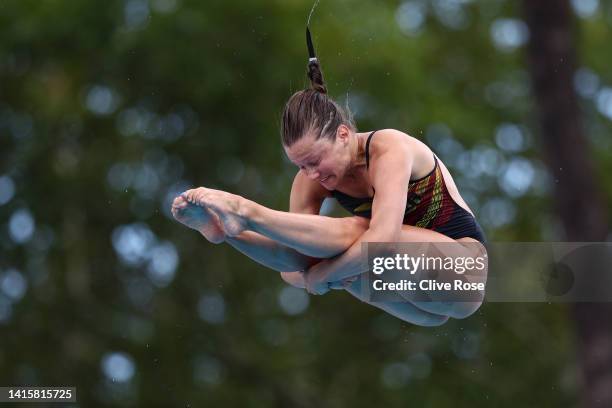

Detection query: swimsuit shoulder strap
xmin=365 ymin=130 xmax=378 ymax=169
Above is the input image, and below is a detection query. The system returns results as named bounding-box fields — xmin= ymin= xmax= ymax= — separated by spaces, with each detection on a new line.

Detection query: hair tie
xmin=306 ymin=27 xmax=317 ymax=62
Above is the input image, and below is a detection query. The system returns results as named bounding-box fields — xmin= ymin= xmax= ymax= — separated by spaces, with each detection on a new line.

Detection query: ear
xmin=336 ymin=125 xmax=350 ymax=144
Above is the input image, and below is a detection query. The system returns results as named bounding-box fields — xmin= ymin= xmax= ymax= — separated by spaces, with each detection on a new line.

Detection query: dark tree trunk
xmin=523 ymin=1 xmax=612 ymax=406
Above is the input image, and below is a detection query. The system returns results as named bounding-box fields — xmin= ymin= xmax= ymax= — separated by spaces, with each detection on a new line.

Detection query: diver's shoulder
xmin=370 ymin=128 xmax=418 ymax=152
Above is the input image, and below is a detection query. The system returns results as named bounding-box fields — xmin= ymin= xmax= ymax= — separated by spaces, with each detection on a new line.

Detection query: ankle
xmin=238 ymin=197 xmax=256 ymax=231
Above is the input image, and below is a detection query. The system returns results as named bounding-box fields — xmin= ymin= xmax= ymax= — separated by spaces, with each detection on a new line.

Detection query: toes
xmin=172 ymin=201 xmax=186 ymax=210
xmin=181 ymin=189 xmax=209 ymax=207
xmin=181 ymin=189 xmax=199 ymax=204
xmin=171 ymin=199 xmax=188 ymax=213
xmin=173 ymin=195 xmax=188 ymax=206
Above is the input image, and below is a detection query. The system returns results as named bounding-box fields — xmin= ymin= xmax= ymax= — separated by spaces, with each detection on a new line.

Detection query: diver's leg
xmin=279 ymin=271 xmax=447 ymax=326
xmin=389 ymin=225 xmax=487 ymax=319
xmin=177 ymin=190 xmax=484 ymax=318
xmin=173 ymin=192 xmax=370 ymax=276
xmin=268 ymin=218 xmax=485 ymax=319
xmin=173 ymin=195 xmax=319 ymax=272
xmin=181 ymin=187 xmax=372 ymax=258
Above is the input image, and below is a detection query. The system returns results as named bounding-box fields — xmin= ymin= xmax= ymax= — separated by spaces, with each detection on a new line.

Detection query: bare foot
xmin=181 ymin=187 xmax=248 ymax=237
xmin=171 ymin=195 xmax=225 ymax=244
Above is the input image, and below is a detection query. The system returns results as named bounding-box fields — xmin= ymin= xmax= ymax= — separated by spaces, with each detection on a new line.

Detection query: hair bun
xmin=307 ymin=59 xmax=327 ymax=94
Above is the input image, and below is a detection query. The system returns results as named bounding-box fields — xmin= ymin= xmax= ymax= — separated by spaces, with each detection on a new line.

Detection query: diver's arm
xmin=304 ymin=130 xmax=414 ymax=288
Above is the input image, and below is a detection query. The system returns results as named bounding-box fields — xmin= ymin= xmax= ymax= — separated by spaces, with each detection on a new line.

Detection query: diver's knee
xmin=344 ymin=216 xmax=370 ymax=246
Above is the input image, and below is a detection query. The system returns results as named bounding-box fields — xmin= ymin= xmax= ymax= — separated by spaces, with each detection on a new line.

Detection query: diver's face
xmin=284 ymin=126 xmax=352 ymax=190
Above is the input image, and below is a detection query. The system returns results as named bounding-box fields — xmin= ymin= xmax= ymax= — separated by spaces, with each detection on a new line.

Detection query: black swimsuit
xmin=331 ymin=131 xmax=487 ymax=244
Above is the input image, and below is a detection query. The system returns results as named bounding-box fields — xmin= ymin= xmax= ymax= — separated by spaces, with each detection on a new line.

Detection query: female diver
xmin=171 ymin=28 xmax=487 ymax=326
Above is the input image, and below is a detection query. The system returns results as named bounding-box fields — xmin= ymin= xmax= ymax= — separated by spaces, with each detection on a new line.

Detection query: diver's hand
xmin=303 ymin=261 xmax=331 ymax=295
xmin=171 ymin=195 xmax=226 ymax=244
xmin=327 ymin=276 xmax=359 ymax=290
xmin=181 ymin=187 xmax=248 ymax=237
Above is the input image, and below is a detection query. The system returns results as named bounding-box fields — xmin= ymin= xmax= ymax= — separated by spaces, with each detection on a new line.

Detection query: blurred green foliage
xmin=1 ymin=0 xmax=611 ymax=406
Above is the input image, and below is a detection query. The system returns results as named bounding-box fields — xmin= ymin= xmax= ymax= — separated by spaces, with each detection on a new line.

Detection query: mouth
xmin=319 ymin=175 xmax=331 ymax=183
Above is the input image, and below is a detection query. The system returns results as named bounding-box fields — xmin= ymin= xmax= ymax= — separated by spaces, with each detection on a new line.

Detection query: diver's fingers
xmin=342 ymin=276 xmax=359 ymax=286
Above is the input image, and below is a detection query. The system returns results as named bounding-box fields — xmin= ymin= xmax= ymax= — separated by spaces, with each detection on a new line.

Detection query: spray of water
xmin=306 ymin=0 xmax=321 ymax=27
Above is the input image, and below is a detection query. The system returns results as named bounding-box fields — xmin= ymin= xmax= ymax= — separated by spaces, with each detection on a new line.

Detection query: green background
xmin=1 ymin=0 xmax=611 ymax=406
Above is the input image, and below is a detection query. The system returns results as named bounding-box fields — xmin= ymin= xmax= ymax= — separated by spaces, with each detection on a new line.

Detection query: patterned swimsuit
xmin=331 ymin=131 xmax=487 ymax=244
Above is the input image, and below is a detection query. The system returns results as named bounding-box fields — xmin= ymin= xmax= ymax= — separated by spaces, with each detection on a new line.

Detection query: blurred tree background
xmin=1 ymin=0 xmax=611 ymax=407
